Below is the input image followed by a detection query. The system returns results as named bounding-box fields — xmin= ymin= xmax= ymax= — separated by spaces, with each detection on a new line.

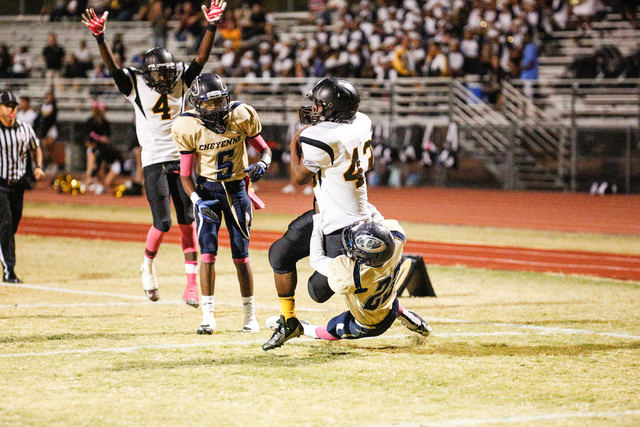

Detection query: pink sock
xmin=145 ymin=226 xmax=165 ymax=256
xmin=185 ymin=260 xmax=197 ymax=290
xmin=315 ymin=326 xmax=340 ymax=341
xmin=179 ymin=223 xmax=197 ymax=253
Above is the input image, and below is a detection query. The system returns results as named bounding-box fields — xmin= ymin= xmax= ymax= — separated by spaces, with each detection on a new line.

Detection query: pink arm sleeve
xmin=180 ymin=152 xmax=194 ymax=177
xmin=247 ymin=134 xmax=268 ymax=154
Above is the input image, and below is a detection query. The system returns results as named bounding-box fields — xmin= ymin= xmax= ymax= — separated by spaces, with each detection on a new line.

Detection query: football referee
xmin=0 ymin=91 xmax=45 ymax=283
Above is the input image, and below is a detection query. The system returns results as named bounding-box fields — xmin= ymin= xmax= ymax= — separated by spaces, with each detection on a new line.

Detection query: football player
xmin=82 ymin=1 xmax=226 ymax=308
xmin=173 ymin=73 xmax=272 ymax=334
xmin=264 ymin=77 xmax=384 ymax=351
xmin=267 ymin=216 xmax=432 ymax=344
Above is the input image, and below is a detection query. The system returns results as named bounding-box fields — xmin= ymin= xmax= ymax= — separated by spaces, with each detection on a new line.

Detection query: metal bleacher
xmin=1 ymin=13 xmax=638 ymax=191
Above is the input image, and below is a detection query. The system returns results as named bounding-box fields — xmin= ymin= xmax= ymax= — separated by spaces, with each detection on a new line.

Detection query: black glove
xmin=243 ymin=160 xmax=268 ymax=182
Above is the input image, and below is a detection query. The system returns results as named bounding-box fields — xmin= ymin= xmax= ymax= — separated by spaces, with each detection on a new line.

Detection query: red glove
xmin=82 ymin=8 xmax=108 ymax=37
xmin=201 ymin=0 xmax=227 ymax=24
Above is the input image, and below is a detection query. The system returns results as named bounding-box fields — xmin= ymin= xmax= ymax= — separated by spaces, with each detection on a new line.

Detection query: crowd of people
xmin=3 ymin=0 xmax=635 ymax=87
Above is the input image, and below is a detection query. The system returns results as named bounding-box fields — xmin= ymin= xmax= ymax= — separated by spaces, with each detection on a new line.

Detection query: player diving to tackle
xmin=82 ymin=1 xmax=226 ymax=308
xmin=268 ymin=215 xmax=432 ymax=343
xmin=172 ymin=73 xmax=272 ymax=333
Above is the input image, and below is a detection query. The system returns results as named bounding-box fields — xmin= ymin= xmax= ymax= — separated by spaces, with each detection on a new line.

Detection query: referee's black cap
xmin=0 ymin=91 xmax=18 ymax=109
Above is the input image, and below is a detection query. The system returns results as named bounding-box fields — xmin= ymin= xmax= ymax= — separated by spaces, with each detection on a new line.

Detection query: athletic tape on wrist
xmin=190 ymin=192 xmax=201 ymax=205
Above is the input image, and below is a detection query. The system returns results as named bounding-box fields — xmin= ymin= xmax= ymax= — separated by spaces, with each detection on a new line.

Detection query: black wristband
xmin=95 ymin=33 xmax=105 ymax=44
xmin=206 ymin=23 xmax=217 ymax=32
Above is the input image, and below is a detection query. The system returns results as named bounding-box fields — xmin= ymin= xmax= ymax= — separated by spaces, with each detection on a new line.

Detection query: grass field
xmin=1 ymin=203 xmax=640 ymax=426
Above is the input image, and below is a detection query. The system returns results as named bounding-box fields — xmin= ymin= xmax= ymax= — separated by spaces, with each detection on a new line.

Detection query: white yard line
xmin=2 ymin=283 xmax=639 ymax=345
xmin=0 ymin=339 xmax=264 ymax=358
xmin=363 ymin=410 xmax=640 ymax=427
xmin=0 ymin=282 xmax=149 ymax=300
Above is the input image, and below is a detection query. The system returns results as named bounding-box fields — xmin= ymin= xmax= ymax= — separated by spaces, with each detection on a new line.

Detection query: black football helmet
xmin=341 ymin=221 xmax=395 ymax=267
xmin=141 ymin=48 xmax=179 ymax=94
xmin=189 ymin=73 xmax=230 ymax=133
xmin=299 ymin=77 xmax=360 ymax=125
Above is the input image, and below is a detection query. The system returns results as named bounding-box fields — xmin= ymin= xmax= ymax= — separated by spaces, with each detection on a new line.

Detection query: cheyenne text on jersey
xmin=199 ymin=135 xmax=243 ymax=151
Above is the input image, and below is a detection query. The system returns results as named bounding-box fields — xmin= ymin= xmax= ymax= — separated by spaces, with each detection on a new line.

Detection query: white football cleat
xmin=140 ymin=263 xmax=159 ymax=302
xmin=241 ymin=316 xmax=260 ymax=333
xmin=399 ymin=309 xmax=432 ymax=337
xmin=198 ymin=313 xmax=216 ymax=335
xmin=302 ymin=186 xmax=313 ymax=195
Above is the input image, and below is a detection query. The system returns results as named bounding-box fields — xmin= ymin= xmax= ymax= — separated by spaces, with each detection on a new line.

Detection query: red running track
xmin=18 ymin=217 xmax=640 ymax=282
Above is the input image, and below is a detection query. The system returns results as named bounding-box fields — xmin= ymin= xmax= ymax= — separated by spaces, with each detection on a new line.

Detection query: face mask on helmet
xmin=299 ymin=98 xmax=325 ymax=125
xmin=299 ymin=78 xmax=360 ymax=125
xmin=341 ymin=221 xmax=395 ymax=267
xmin=142 ymin=63 xmax=178 ymax=94
xmin=192 ymin=91 xmax=230 ymax=133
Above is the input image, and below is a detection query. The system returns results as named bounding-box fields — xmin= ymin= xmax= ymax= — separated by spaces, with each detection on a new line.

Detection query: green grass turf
xmin=1 ymin=235 xmax=639 ymax=426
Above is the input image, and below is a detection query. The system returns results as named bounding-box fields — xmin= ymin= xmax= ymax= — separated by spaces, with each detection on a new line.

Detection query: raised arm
xmin=195 ymin=0 xmax=226 ymax=67
xmin=184 ymin=0 xmax=227 ymax=86
xmin=82 ymin=9 xmax=133 ymax=95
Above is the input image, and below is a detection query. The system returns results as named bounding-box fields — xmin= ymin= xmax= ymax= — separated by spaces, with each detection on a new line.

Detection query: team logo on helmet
xmin=354 ymin=235 xmax=387 ymax=253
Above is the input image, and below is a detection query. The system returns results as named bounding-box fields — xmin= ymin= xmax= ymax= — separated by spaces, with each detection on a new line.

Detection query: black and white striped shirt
xmin=0 ymin=120 xmax=40 ymax=181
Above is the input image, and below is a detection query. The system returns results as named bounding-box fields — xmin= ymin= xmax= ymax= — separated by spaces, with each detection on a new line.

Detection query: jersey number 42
xmin=343 ymin=140 xmax=374 ymax=189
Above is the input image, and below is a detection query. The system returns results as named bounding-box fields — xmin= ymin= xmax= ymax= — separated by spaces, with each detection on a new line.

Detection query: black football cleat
xmin=399 ymin=310 xmax=432 ymax=337
xmin=3 ymin=272 xmax=22 ymax=284
xmin=262 ymin=315 xmax=303 ymax=351
xmin=197 ymin=324 xmax=214 ymax=335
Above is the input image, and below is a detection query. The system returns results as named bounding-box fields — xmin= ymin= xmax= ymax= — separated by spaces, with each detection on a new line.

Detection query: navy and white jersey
xmin=300 ymin=112 xmax=374 ymax=234
xmin=0 ymin=120 xmax=40 ymax=181
xmin=120 ymin=63 xmax=191 ymax=168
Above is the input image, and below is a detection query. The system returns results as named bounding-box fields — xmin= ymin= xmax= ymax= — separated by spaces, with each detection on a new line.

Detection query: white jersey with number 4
xmin=300 ymin=112 xmax=374 ymax=234
xmin=122 ymin=63 xmax=190 ymax=167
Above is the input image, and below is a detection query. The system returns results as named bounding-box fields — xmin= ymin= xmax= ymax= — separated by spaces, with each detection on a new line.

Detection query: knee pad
xmin=154 ymin=218 xmax=172 ymax=233
xmin=308 ymin=272 xmax=334 ymax=303
xmin=268 ymin=238 xmax=297 ymax=274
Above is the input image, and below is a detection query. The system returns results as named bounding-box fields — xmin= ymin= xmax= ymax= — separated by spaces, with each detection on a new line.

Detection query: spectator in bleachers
xmin=391 ymin=36 xmax=415 ymax=77
xmin=16 ymin=96 xmax=38 ymax=127
xmin=147 ymin=0 xmax=169 ymax=49
xmin=243 ymin=2 xmax=267 ymax=41
xmin=63 ymin=54 xmax=88 ymax=78
xmin=175 ymin=2 xmax=206 ymax=54
xmin=0 ymin=44 xmax=13 ymax=78
xmin=218 ymin=40 xmax=237 ymax=77
xmin=423 ymin=42 xmax=448 ymax=77
xmin=572 ymin=0 xmax=607 ymax=35
xmin=84 ymin=100 xmax=119 ymax=194
xmin=74 ymin=40 xmax=94 ymax=74
xmin=110 ymin=0 xmax=138 ymax=21
xmin=11 ymin=46 xmax=34 ymax=78
xmin=448 ymin=39 xmax=465 ymax=77
xmin=219 ymin=16 xmax=243 ymax=47
xmin=35 ymin=91 xmax=58 ymax=140
xmin=483 ymin=54 xmax=507 ymax=105
xmin=42 ymin=34 xmax=65 ymax=91
xmin=519 ymin=32 xmax=538 ymax=98
xmin=111 ymin=33 xmax=127 ymax=64
xmin=49 ymin=0 xmax=75 ymax=21
xmin=460 ymin=28 xmax=480 ymax=74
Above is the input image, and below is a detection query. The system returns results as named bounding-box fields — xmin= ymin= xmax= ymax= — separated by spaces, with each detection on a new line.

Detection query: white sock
xmin=202 ymin=295 xmax=214 ymax=324
xmin=242 ymin=296 xmax=256 ymax=319
xmin=143 ymin=255 xmax=153 ymax=268
xmin=302 ymin=322 xmax=318 ymax=339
